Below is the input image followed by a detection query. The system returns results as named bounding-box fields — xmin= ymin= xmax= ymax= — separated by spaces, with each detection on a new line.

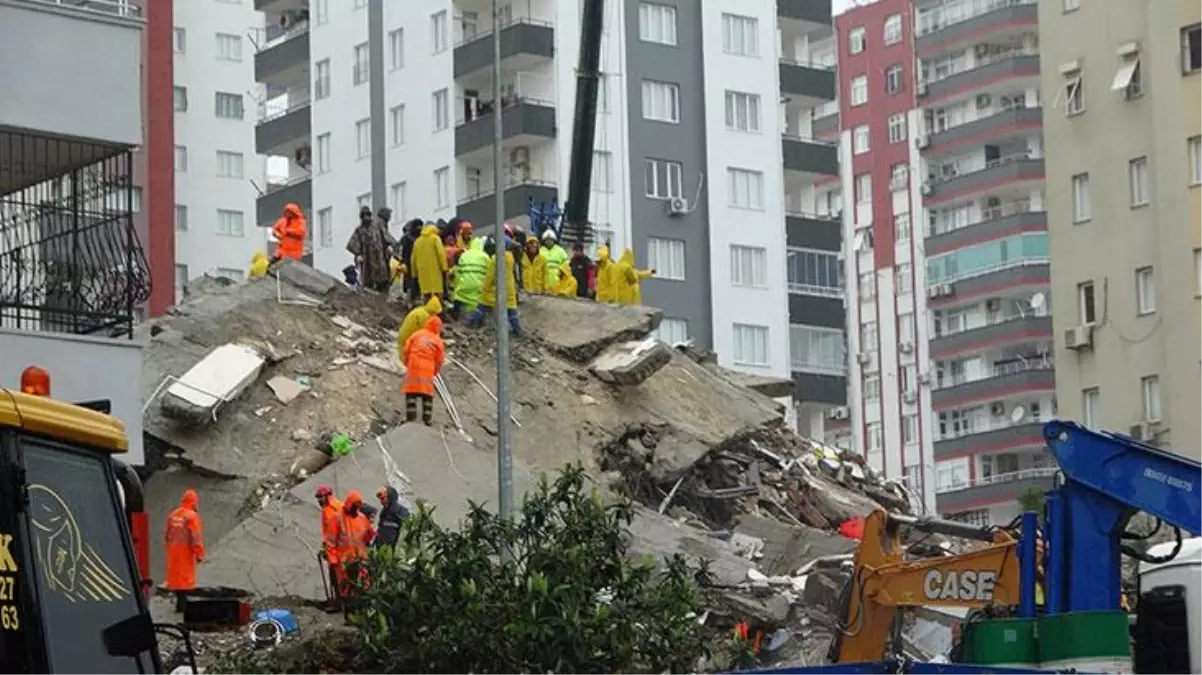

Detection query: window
xmin=175 ymin=204 xmax=187 ymax=232
xmin=721 ymin=13 xmax=759 ymax=57
xmin=890 ymin=164 xmax=908 ymax=192
xmin=390 ymin=182 xmax=407 ymax=216
xmin=432 ymin=89 xmax=449 ymax=131
xmin=389 ymin=28 xmax=404 ymax=70
xmin=644 ymin=158 xmax=683 ymax=199
xmin=214 ymin=92 xmax=244 ymax=119
xmin=790 ymin=325 xmax=845 ymax=374
xmin=730 ymin=245 xmax=768 ymax=288
xmin=855 ymin=173 xmax=872 ymax=204
xmin=885 ymin=64 xmax=903 ymax=94
xmin=935 ymin=459 xmax=969 ymax=492
xmin=1135 ymin=267 xmax=1156 ymax=315
xmin=598 ymin=74 xmax=610 ymax=113
xmin=887 ymin=113 xmax=906 ymax=143
xmin=215 ymin=33 xmax=242 ymax=61
xmin=638 ymin=3 xmax=677 ymax=45
xmin=216 ymin=209 xmax=244 ymax=237
xmin=1129 ymin=156 xmax=1149 ymax=207
xmin=863 ymin=375 xmax=881 ymax=401
xmin=318 ymin=207 xmax=333 ymax=248
xmin=641 ymin=80 xmax=680 ymax=123
xmin=867 ymin=422 xmax=882 ymax=453
xmin=357 ymin=193 xmax=372 ymax=209
xmin=350 ymin=118 xmax=370 ymax=159
xmin=852 ymin=125 xmax=870 ymax=154
xmin=899 ymin=313 xmax=915 ymax=344
xmin=656 ymin=318 xmax=689 ymax=345
xmin=894 ymin=213 xmax=911 ymax=242
xmin=1190 ymin=136 xmax=1201 ymax=185
xmin=1183 ymin=24 xmax=1201 ymax=74
xmin=1112 ymin=55 xmax=1143 ymax=98
xmin=1072 ymin=173 xmax=1091 ymax=222
xmin=316 ymin=133 xmax=331 ymax=173
xmin=646 ymin=237 xmax=686 ymax=280
xmin=850 ymin=75 xmax=868 ymax=106
xmin=1064 ymin=75 xmax=1084 ymax=115
xmin=848 ymin=27 xmax=865 ymax=54
xmin=1077 ymin=281 xmax=1096 ymax=325
xmin=389 ymin=105 xmax=405 ymax=147
xmin=1063 ymin=0 xmax=1079 ymax=11
xmin=733 ymin=324 xmax=770 ymax=367
xmin=314 ymin=59 xmax=331 ymax=100
xmin=786 ymin=248 xmax=843 ymax=297
xmin=860 ymin=320 xmax=878 ymax=351
xmin=727 ymin=168 xmax=764 ymax=210
xmin=883 ymin=14 xmax=902 ymax=45
xmin=1081 ymin=388 xmax=1099 ymax=427
xmin=215 ymin=150 xmax=243 ymax=178
xmin=895 ymin=263 xmax=913 ymax=295
xmin=173 ymin=86 xmax=188 ymax=112
xmin=434 ymin=166 xmax=450 ymax=209
xmin=902 ymin=414 xmax=918 ymax=445
xmin=173 ymin=145 xmax=187 ymax=172
xmin=353 ymin=42 xmax=369 ymax=85
xmin=1142 ymin=375 xmax=1162 ymax=422
xmin=431 ymin=10 xmax=448 ymax=53
xmin=173 ymin=27 xmax=186 ymax=53
xmin=592 ymin=151 xmax=612 ymax=192
xmin=724 ymin=91 xmax=761 ymax=132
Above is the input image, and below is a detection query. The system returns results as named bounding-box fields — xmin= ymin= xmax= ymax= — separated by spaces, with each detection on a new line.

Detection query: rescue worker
xmin=398 ymin=295 xmax=442 ymax=352
xmin=450 ymin=237 xmax=488 ymax=320
xmin=271 ymin=203 xmax=307 ymax=262
xmin=398 ymin=219 xmax=424 ymax=306
xmin=568 ymin=243 xmax=594 ymax=299
xmin=521 ymin=237 xmax=547 ymax=294
xmin=371 ymin=485 xmax=410 ymax=551
xmin=456 ymin=221 xmax=474 ymax=251
xmin=594 ymin=246 xmax=617 ymax=304
xmin=248 ymin=251 xmax=270 ymax=279
xmin=410 ymin=222 xmax=449 ymax=300
xmin=402 ymin=315 xmax=446 ymax=425
xmin=346 ymin=205 xmax=396 ymax=293
xmin=315 ymin=484 xmax=343 ymax=607
xmin=164 ymin=489 xmax=206 ymax=613
xmin=540 ymin=230 xmax=569 ymax=290
xmin=470 ymin=236 xmax=522 ymax=334
xmin=334 ymin=490 xmax=375 ymax=602
xmin=615 ymin=247 xmax=655 ymax=306
xmin=552 ymin=261 xmax=577 ymax=297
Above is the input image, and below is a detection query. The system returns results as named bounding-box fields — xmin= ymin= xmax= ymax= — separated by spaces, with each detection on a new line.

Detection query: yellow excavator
xmin=0 ymin=365 xmax=189 ymax=673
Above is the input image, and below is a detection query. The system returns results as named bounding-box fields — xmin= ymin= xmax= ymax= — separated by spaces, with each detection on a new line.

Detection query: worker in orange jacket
xmin=402 ymin=315 xmax=446 ymax=426
xmin=164 ymin=489 xmax=206 ymax=612
xmin=315 ymin=484 xmax=342 ymax=606
xmin=333 ymin=490 xmax=375 ymax=602
xmin=271 ymin=202 xmax=307 ymax=262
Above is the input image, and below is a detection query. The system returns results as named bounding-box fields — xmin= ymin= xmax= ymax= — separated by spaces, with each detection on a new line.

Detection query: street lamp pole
xmin=491 ymin=0 xmax=514 ymax=526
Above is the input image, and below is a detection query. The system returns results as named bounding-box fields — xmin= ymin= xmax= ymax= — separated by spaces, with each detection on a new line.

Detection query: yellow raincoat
xmin=615 ymin=248 xmax=654 ymax=306
xmin=552 ymin=262 xmax=577 ymax=297
xmin=594 ymin=247 xmax=617 ymax=303
xmin=409 ymin=225 xmax=449 ymax=296
xmin=248 ymin=251 xmax=270 ymax=279
xmin=397 ymin=296 xmax=443 ymax=358
xmin=521 ymin=240 xmax=547 ymax=294
xmin=481 ymin=251 xmax=518 ymax=309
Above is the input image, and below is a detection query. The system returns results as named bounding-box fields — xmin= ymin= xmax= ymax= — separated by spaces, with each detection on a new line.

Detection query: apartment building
xmin=1038 ymin=0 xmax=1202 ymax=460
xmin=254 ymin=0 xmax=848 ymax=429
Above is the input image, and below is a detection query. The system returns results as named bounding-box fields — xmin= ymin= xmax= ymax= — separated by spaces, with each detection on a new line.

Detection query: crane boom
xmin=560 ymin=0 xmax=605 ymax=248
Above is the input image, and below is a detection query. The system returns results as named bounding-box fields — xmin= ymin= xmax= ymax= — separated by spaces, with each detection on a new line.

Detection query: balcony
xmin=919 ymin=51 xmax=1040 ymax=103
xmin=453 ymin=19 xmax=554 ymax=81
xmin=932 ymin=358 xmax=1054 ymax=409
xmin=786 ymin=212 xmax=841 ymax=251
xmin=923 ymin=154 xmax=1044 ymax=204
xmin=456 ymin=180 xmax=558 ymax=230
xmin=254 ymin=20 xmax=310 ymax=88
xmin=916 ymin=0 xmax=1038 ymax=55
xmin=926 ymin=200 xmax=1047 ymax=255
xmin=779 ymin=59 xmax=836 ymax=106
xmin=936 ymin=467 xmax=1056 ymax=511
xmin=778 ymin=0 xmax=833 ymax=37
xmin=455 ymin=98 xmax=556 ymax=160
xmin=255 ymin=91 xmax=311 ymax=156
xmin=812 ymin=111 xmax=840 ymax=140
xmin=934 ymin=421 xmax=1046 ymax=459
xmin=257 ymin=175 xmax=311 ymax=228
xmin=0 ymin=0 xmax=143 ymax=193
xmin=926 ymin=106 xmax=1043 ymax=155
xmin=782 ymin=135 xmax=839 ymax=178
xmin=930 ymin=314 xmax=1052 ymax=359
xmin=931 ymin=262 xmax=1049 ymax=306
xmin=792 ymin=371 xmax=847 ymax=406
xmin=254 ymin=0 xmax=306 ymax=12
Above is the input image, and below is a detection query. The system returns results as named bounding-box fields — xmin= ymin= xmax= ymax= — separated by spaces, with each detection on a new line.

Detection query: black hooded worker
xmin=346 ymin=206 xmax=396 ymax=293
xmin=371 ymin=485 xmax=410 ymax=551
xmin=398 ymin=218 xmax=424 ymax=306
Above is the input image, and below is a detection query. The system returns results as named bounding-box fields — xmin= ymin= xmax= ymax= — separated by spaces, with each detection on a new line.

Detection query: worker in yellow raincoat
xmin=409 ymin=223 xmax=449 ymax=299
xmin=470 ymin=236 xmax=521 ymax=334
xmin=615 ymin=248 xmax=655 ymax=306
xmin=594 ymin=246 xmax=616 ymax=304
xmin=552 ymin=261 xmax=577 ymax=297
xmin=520 ymin=237 xmax=547 ymax=294
xmin=397 ymin=296 xmax=442 ymax=359
xmin=248 ymin=251 xmax=270 ymax=279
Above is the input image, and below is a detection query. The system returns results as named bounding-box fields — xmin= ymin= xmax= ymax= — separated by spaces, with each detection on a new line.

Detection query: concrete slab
xmin=275 ymin=259 xmax=338 ymax=296
xmin=521 ymin=295 xmax=662 ymax=362
xmin=589 ymin=337 xmax=673 ymax=386
xmin=160 ymin=344 xmax=266 ymax=424
xmin=733 ymin=514 xmax=856 ymax=577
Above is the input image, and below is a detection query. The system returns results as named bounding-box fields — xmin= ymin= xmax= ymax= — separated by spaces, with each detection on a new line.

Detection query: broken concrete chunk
xmin=588 ymin=337 xmax=673 ymax=386
xmin=289 ymin=449 xmax=332 ymax=477
xmin=359 ymin=353 xmax=404 ymax=376
xmin=266 ymin=376 xmax=308 ymax=405
xmin=276 ymin=258 xmax=337 ymax=296
xmin=160 ymin=343 xmax=266 ymax=426
xmin=647 ymin=429 xmax=711 ymax=483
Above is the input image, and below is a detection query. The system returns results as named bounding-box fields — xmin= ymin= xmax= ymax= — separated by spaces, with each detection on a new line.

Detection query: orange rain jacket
xmin=335 ymin=491 xmax=375 ymax=566
xmin=402 ymin=316 xmax=446 ymax=397
xmin=164 ymin=489 xmax=206 ymax=591
xmin=272 ymin=203 xmax=308 ymax=261
xmin=320 ymin=495 xmax=344 ymax=564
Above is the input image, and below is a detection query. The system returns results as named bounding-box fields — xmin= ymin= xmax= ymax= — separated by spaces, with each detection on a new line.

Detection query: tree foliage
xmin=1016 ymin=487 xmax=1046 ymax=519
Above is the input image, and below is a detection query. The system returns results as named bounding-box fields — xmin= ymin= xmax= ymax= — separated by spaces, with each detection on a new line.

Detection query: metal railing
xmin=254 ymin=19 xmax=309 ymax=52
xmin=927 ymin=101 xmax=1039 ymax=138
xmin=23 ymin=0 xmax=141 ymax=18
xmin=927 ymin=199 xmax=1044 ymax=237
xmin=930 ymin=255 xmax=1050 ymax=286
xmin=932 ymin=309 xmax=1050 ymax=340
xmin=784 ymin=209 xmax=841 ymax=221
xmin=937 ymin=465 xmax=1056 ymax=494
xmin=935 ymin=356 xmax=1053 ymax=390
xmin=453 ymin=16 xmax=554 ymax=47
xmin=455 ymin=95 xmax=555 ymax=127
xmin=456 ymin=178 xmax=557 ymax=205
xmin=920 ymin=46 xmax=1039 ymax=86
xmin=917 ymin=0 xmax=1036 ymax=37
xmin=779 ymin=56 xmax=836 ymax=70
xmin=935 ymin=416 xmax=1048 ymax=444
xmin=257 ymin=87 xmax=311 ymax=123
xmin=262 ymin=173 xmax=311 ymax=195
xmin=927 ymin=152 xmax=1039 ymax=186
xmin=781 ymin=132 xmax=837 ymax=146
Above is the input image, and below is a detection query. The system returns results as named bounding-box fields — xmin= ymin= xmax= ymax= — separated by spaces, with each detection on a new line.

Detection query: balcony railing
xmin=928 ymin=153 xmax=1037 ymax=186
xmin=455 ymin=95 xmax=554 ymax=127
xmin=920 ymin=46 xmax=1039 ymax=86
xmin=784 ymin=209 xmax=840 ymax=222
xmin=936 ymin=466 xmax=1056 ymax=494
xmin=916 ymin=0 xmax=1036 ymax=37
xmin=253 ymin=19 xmax=309 ymax=52
xmin=257 ymin=87 xmax=311 ymax=123
xmin=262 ymin=173 xmax=311 ymax=195
xmin=935 ymin=417 xmax=1047 ymax=445
xmin=457 ymin=177 xmax=557 ymax=205
xmin=936 ymin=356 xmax=1053 ymax=391
xmin=453 ymin=16 xmax=553 ymax=47
xmin=778 ymin=56 xmax=836 ymax=70
xmin=32 ymin=0 xmax=142 ymax=18
xmin=933 ymin=310 xmax=1050 ymax=341
xmin=927 ymin=199 xmax=1043 ymax=237
xmin=926 ymin=100 xmax=1038 ymax=138
xmin=781 ymin=132 xmax=837 ymax=146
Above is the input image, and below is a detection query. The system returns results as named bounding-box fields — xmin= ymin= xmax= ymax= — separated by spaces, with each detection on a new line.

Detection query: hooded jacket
xmin=336 ymin=491 xmax=375 ymax=564
xmin=569 ymin=251 xmax=594 ymax=299
xmin=398 ymin=219 xmax=423 ymax=280
xmin=481 ymin=250 xmax=518 ymax=309
xmin=452 ymin=238 xmax=489 ymax=309
xmin=615 ymin=248 xmax=654 ymax=305
xmin=594 ymin=247 xmax=617 ymax=304
xmin=398 ymin=296 xmax=442 ymax=360
xmin=553 ymin=261 xmax=577 ymax=297
xmin=248 ymin=251 xmax=270 ymax=279
xmin=541 ymin=235 xmax=569 ymax=289
xmin=164 ymin=489 xmax=205 ymax=590
xmin=403 ymin=316 xmax=446 ymax=396
xmin=371 ymin=486 xmax=410 ymax=550
xmin=410 ymin=225 xmax=449 ymax=295
xmin=521 ymin=239 xmax=547 ymax=294
xmin=272 ymin=203 xmax=307 ymax=261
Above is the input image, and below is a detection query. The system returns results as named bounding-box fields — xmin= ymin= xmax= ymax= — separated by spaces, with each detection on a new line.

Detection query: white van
xmin=1135 ymin=536 xmax=1202 ymax=674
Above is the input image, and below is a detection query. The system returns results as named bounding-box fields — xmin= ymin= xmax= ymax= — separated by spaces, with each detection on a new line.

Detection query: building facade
xmin=254 ymin=0 xmax=847 ymax=423
xmin=1038 ymin=0 xmax=1201 ymax=460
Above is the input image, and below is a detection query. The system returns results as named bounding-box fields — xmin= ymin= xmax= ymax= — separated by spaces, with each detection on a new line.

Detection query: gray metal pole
xmin=492 ymin=0 xmax=514 ymax=524
xmin=368 ymin=0 xmax=387 ymax=208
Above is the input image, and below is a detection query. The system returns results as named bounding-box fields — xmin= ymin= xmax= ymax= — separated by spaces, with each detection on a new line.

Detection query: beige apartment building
xmin=1038 ymin=0 xmax=1201 ymax=458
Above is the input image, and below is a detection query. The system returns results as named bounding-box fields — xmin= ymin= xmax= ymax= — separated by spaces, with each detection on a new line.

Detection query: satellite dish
xmin=1010 ymin=405 xmax=1027 ymax=424
xmin=1029 ymin=292 xmax=1046 ymax=310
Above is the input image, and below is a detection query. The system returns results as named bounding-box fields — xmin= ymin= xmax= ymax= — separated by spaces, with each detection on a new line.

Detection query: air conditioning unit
xmin=667 ymin=197 xmax=690 ymax=216
xmin=1128 ymin=421 xmax=1160 ymax=442
xmin=856 ymin=352 xmax=872 ymax=365
xmin=927 ymin=283 xmax=954 ymax=300
xmin=974 ymin=44 xmax=991 ymax=58
xmin=976 ymin=94 xmax=992 ymax=109
xmin=990 ymin=401 xmax=1006 ymax=416
xmin=828 ymin=406 xmax=850 ymax=421
xmin=921 ymin=182 xmax=935 ymax=196
xmin=918 ymin=372 xmax=932 ymax=386
xmin=917 ymin=83 xmax=929 ymax=97
xmin=294 ymin=145 xmax=312 ymax=169
xmin=1063 ymin=324 xmax=1094 ymax=351
xmin=509 ymin=146 xmax=530 ymax=165
xmin=915 ymin=136 xmax=930 ymax=150
xmin=899 ymin=341 xmax=914 ymax=354
xmin=903 ymin=390 xmax=917 ymax=404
